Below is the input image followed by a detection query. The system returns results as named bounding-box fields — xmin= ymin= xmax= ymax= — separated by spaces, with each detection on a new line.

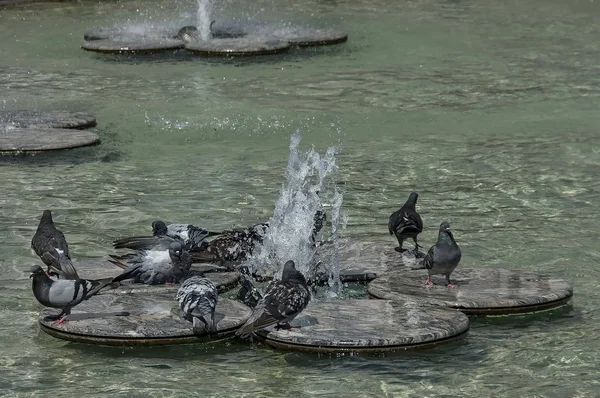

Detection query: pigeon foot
xmin=425 ymin=277 xmax=433 ymax=286
xmin=164 ymin=282 xmax=173 ymax=286
xmin=51 ymin=316 xmax=68 ymax=325
xmin=446 ymin=283 xmax=458 ymax=288
xmin=394 ymin=247 xmax=407 ymax=253
xmin=275 ymin=324 xmax=298 ymax=331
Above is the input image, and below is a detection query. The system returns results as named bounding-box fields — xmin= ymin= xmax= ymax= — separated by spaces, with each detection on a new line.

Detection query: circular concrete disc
xmin=184 ymin=37 xmax=291 ymax=56
xmin=0 ymin=110 xmax=97 ymax=129
xmin=277 ymin=28 xmax=348 ymax=47
xmin=368 ymin=268 xmax=574 ymax=315
xmin=81 ymin=38 xmax=184 ymax=54
xmin=0 ymin=127 xmax=100 ymax=152
xmin=72 ymin=258 xmax=240 ymax=294
xmin=83 ymin=27 xmax=177 ymax=41
xmin=39 ymin=295 xmax=252 ymax=345
xmin=313 ymin=238 xmax=421 ymax=283
xmin=256 ymin=299 xmax=469 ymax=353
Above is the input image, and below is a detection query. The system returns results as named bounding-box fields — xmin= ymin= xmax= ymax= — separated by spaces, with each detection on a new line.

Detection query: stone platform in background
xmin=313 ymin=238 xmax=420 ymax=283
xmin=81 ymin=38 xmax=185 ymax=54
xmin=39 ymin=294 xmax=252 ymax=346
xmin=256 ymin=299 xmax=469 ymax=353
xmin=0 ymin=127 xmax=100 ymax=153
xmin=184 ymin=38 xmax=291 ymax=56
xmin=272 ymin=28 xmax=348 ymax=47
xmin=368 ymin=267 xmax=573 ymax=315
xmin=0 ymin=110 xmax=97 ymax=129
xmin=74 ymin=258 xmax=241 ymax=294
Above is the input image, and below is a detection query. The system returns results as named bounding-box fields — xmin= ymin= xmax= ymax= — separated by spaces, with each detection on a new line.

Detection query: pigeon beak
xmin=29 ymin=273 xmax=34 ymax=278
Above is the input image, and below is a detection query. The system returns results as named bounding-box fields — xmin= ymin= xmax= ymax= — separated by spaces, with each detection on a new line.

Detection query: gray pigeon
xmin=29 ymin=264 xmax=113 ymax=323
xmin=109 ymin=242 xmax=191 ymax=285
xmin=422 ymin=221 xmax=462 ymax=287
xmin=175 ymin=271 xmax=219 ymax=333
xmin=31 ymin=210 xmax=79 ymax=280
xmin=235 ymin=260 xmax=311 ymax=336
xmin=113 ymin=220 xmax=216 ymax=252
xmin=388 ymin=192 xmax=424 ymax=253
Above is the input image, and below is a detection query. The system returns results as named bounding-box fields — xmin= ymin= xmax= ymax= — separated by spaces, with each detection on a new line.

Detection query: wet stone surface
xmin=81 ymin=38 xmax=185 ymax=54
xmin=39 ymin=294 xmax=252 ymax=345
xmin=256 ymin=298 xmax=469 ymax=353
xmin=184 ymin=37 xmax=291 ymax=56
xmin=0 ymin=127 xmax=100 ymax=153
xmin=368 ymin=267 xmax=574 ymax=315
xmin=0 ymin=110 xmax=97 ymax=129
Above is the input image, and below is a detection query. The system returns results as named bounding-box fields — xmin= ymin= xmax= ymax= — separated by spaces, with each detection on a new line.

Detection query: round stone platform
xmin=39 ymin=294 xmax=252 ymax=345
xmin=313 ymin=238 xmax=417 ymax=283
xmin=275 ymin=28 xmax=348 ymax=47
xmin=0 ymin=127 xmax=100 ymax=153
xmin=184 ymin=37 xmax=291 ymax=56
xmin=368 ymin=268 xmax=573 ymax=315
xmin=0 ymin=110 xmax=97 ymax=129
xmin=73 ymin=258 xmax=241 ymax=294
xmin=255 ymin=299 xmax=469 ymax=353
xmin=81 ymin=38 xmax=185 ymax=54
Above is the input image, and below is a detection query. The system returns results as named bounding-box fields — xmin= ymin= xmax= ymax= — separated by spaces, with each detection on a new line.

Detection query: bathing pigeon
xmin=31 ymin=210 xmax=79 ymax=280
xmin=388 ymin=192 xmax=423 ymax=253
xmin=113 ymin=220 xmax=216 ymax=252
xmin=109 ymin=241 xmax=191 ymax=285
xmin=29 ymin=264 xmax=113 ymax=323
xmin=175 ymin=271 xmax=219 ymax=333
xmin=235 ymin=260 xmax=311 ymax=336
xmin=422 ymin=221 xmax=462 ymax=287
xmin=236 ymin=269 xmax=263 ymax=309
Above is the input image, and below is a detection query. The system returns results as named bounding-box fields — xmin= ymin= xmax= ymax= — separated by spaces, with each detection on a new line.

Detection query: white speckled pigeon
xmin=422 ymin=221 xmax=462 ymax=288
xmin=109 ymin=242 xmax=191 ymax=285
xmin=30 ymin=210 xmax=79 ymax=280
xmin=235 ymin=260 xmax=311 ymax=336
xmin=175 ymin=271 xmax=219 ymax=333
xmin=388 ymin=192 xmax=424 ymax=253
xmin=29 ymin=264 xmax=113 ymax=324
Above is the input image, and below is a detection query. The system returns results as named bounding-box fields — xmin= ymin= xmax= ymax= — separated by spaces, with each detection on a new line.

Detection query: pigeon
xmin=235 ymin=260 xmax=311 ymax=336
xmin=29 ymin=264 xmax=113 ymax=324
xmin=174 ymin=21 xmax=215 ymax=42
xmin=388 ymin=192 xmax=424 ymax=253
xmin=30 ymin=210 xmax=79 ymax=280
xmin=113 ymin=220 xmax=216 ymax=252
xmin=422 ymin=221 xmax=462 ymax=288
xmin=109 ymin=241 xmax=192 ymax=285
xmin=236 ymin=268 xmax=263 ymax=309
xmin=175 ymin=271 xmax=219 ymax=333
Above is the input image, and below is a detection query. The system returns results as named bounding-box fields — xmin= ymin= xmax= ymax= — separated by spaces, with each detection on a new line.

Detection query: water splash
xmin=196 ymin=0 xmax=214 ymax=40
xmin=247 ymin=131 xmax=343 ymax=285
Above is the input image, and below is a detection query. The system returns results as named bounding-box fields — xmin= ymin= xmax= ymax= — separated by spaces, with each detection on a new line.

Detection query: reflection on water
xmin=1 ymin=0 xmax=600 ymax=396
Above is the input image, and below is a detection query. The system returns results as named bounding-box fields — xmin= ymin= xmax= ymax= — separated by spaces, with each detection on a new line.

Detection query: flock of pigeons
xmin=27 ymin=191 xmax=461 ymax=337
xmin=28 ymin=210 xmax=316 ymax=336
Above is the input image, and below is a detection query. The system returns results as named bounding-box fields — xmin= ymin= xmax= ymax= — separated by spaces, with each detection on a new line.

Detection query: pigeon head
xmin=168 ymin=241 xmax=183 ymax=261
xmin=41 ymin=210 xmax=53 ymax=223
xmin=407 ymin=192 xmax=419 ymax=206
xmin=29 ymin=265 xmax=45 ymax=278
xmin=152 ymin=221 xmax=168 ymax=236
xmin=281 ymin=260 xmax=307 ymax=284
xmin=438 ymin=221 xmax=455 ymax=241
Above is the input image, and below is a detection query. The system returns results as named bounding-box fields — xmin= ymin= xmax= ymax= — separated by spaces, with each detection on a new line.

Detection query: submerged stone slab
xmin=184 ymin=37 xmax=291 ymax=56
xmin=368 ymin=268 xmax=574 ymax=315
xmin=0 ymin=110 xmax=97 ymax=129
xmin=81 ymin=38 xmax=185 ymax=54
xmin=256 ymin=299 xmax=469 ymax=353
xmin=275 ymin=28 xmax=348 ymax=47
xmin=313 ymin=238 xmax=420 ymax=283
xmin=39 ymin=294 xmax=252 ymax=346
xmin=73 ymin=258 xmax=240 ymax=294
xmin=0 ymin=127 xmax=100 ymax=152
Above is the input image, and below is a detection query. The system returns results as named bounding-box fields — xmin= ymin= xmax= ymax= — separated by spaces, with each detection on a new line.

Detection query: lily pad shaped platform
xmin=0 ymin=110 xmax=97 ymax=129
xmin=368 ymin=268 xmax=574 ymax=315
xmin=0 ymin=127 xmax=100 ymax=153
xmin=256 ymin=299 xmax=469 ymax=353
xmin=39 ymin=292 xmax=252 ymax=346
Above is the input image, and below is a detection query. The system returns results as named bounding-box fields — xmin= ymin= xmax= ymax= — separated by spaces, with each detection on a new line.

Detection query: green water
xmin=0 ymin=0 xmax=599 ymax=396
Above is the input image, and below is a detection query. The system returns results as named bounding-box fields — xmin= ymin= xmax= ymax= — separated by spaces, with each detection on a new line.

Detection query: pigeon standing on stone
xmin=175 ymin=271 xmax=219 ymax=333
xmin=31 ymin=210 xmax=79 ymax=280
xmin=388 ymin=192 xmax=424 ymax=253
xmin=113 ymin=220 xmax=216 ymax=252
xmin=29 ymin=264 xmax=113 ymax=324
xmin=235 ymin=260 xmax=311 ymax=336
xmin=422 ymin=221 xmax=462 ymax=288
xmin=109 ymin=242 xmax=191 ymax=285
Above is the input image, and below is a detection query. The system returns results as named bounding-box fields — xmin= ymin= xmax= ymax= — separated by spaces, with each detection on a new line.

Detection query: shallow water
xmin=0 ymin=0 xmax=599 ymax=396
